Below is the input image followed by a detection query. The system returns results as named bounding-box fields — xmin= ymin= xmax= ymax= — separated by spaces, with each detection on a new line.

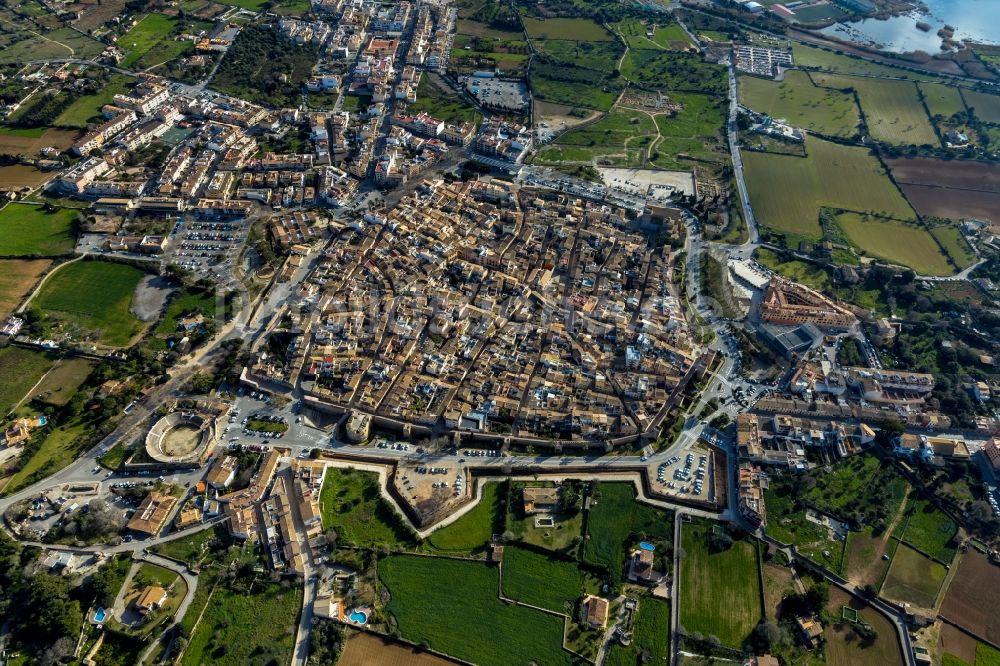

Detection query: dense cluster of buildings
xmin=243 ymin=178 xmax=701 ymax=445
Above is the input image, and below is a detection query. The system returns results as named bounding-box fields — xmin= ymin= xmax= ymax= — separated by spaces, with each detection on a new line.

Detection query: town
xmin=0 ymin=0 xmax=998 ymax=663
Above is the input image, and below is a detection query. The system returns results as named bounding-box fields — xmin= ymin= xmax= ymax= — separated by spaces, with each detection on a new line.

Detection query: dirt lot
xmin=338 ymin=631 xmax=460 ymax=666
xmin=0 ymin=258 xmax=51 ymax=318
xmin=0 ymin=165 xmax=51 ymax=190
xmin=70 ymin=0 xmax=128 ymax=31
xmin=393 ymin=459 xmax=467 ymax=524
xmin=939 ymin=550 xmax=1000 ymax=645
xmin=131 ymin=275 xmax=174 ymax=322
xmin=938 ymin=622 xmax=978 ymax=664
xmin=887 ymin=157 xmax=1000 ymax=221
xmin=0 ymin=128 xmax=80 ymax=154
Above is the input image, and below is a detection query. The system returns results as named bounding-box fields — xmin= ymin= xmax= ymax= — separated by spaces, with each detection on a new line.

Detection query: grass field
xmin=319 ymin=467 xmax=415 ymax=549
xmin=603 ymin=597 xmax=670 ymax=666
xmin=650 ymin=92 xmax=728 ymax=170
xmin=28 ymin=357 xmax=95 ymax=407
xmin=4 ymin=414 xmax=89 ymax=494
xmin=119 ymin=14 xmax=178 ymax=68
xmin=738 ymin=70 xmax=859 ymax=137
xmin=182 ymin=581 xmax=301 ymax=666
xmin=963 ymin=89 xmax=1000 ymax=124
xmin=529 ymin=69 xmax=621 ymax=112
xmin=620 ymin=48 xmax=726 ymax=95
xmin=404 ymin=75 xmax=481 ymax=124
xmin=824 ymin=586 xmax=904 ymax=665
xmin=930 ymin=225 xmax=978 ymax=270
xmin=523 ymin=17 xmax=612 ymax=41
xmin=811 ymin=74 xmax=938 ymax=146
xmin=898 ymin=498 xmax=957 ymax=563
xmin=151 ymin=526 xmax=220 ymax=566
xmin=379 ymin=555 xmax=582 ymax=666
xmin=613 ymin=18 xmax=692 ymax=51
xmin=764 ymin=482 xmax=845 ymax=572
xmin=534 ymin=39 xmax=622 ymax=73
xmin=835 ymin=212 xmax=954 ymax=275
xmin=33 ymin=260 xmax=145 ymax=346
xmin=501 ymin=546 xmax=595 ymax=613
xmin=0 ymin=204 xmax=77 ymax=256
xmin=680 ymin=521 xmax=761 ymax=648
xmin=843 ymin=528 xmax=898 ymax=590
xmin=920 ymin=82 xmax=967 ymax=119
xmin=0 ymin=346 xmax=55 ymax=416
xmin=425 ymin=481 xmax=503 ymax=553
xmin=881 ymin=543 xmax=946 ymax=608
xmin=508 ymin=485 xmax=584 ymax=555
xmin=54 ymin=74 xmax=134 ymax=127
xmin=743 ymin=136 xmax=916 ymax=242
xmin=0 ymin=259 xmax=50 ymax=318
xmin=536 ymin=109 xmax=656 ymax=168
xmin=584 ymin=482 xmax=672 ymax=578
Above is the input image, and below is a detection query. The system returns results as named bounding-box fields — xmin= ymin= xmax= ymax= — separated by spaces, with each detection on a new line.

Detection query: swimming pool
xmin=349 ymin=610 xmax=368 ymax=624
xmin=93 ymin=607 xmax=107 ymax=623
xmin=639 ymin=541 xmax=655 ymax=552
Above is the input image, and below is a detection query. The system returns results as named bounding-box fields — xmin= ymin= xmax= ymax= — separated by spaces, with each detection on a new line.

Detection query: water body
xmin=819 ymin=0 xmax=1000 ymax=54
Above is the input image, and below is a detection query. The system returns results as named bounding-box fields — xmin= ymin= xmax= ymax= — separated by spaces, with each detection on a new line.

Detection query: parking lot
xmin=166 ymin=215 xmax=251 ymax=279
xmin=649 ymin=445 xmax=715 ymax=501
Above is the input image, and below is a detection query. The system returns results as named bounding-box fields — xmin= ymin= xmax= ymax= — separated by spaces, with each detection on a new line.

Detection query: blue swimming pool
xmin=349 ymin=610 xmax=368 ymax=624
xmin=93 ymin=607 xmax=107 ymax=623
xmin=639 ymin=541 xmax=655 ymax=552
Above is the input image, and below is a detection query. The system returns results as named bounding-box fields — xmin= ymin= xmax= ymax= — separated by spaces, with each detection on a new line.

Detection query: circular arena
xmin=145 ymin=411 xmax=214 ymax=464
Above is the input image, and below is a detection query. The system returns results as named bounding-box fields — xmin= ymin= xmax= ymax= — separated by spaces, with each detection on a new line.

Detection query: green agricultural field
xmin=930 ymin=225 xmax=978 ymax=270
xmin=650 ymin=92 xmax=728 ymax=169
xmin=584 ymin=482 xmax=672 ymax=578
xmin=603 ymin=597 xmax=670 ymax=666
xmin=738 ymin=70 xmax=859 ymax=137
xmin=963 ymin=89 xmax=1000 ymax=124
xmin=898 ymin=498 xmax=957 ymax=563
xmin=319 ymin=467 xmax=415 ymax=548
xmin=425 ymin=481 xmax=504 ymax=553
xmin=743 ymin=137 xmax=916 ymax=242
xmin=119 ymin=14 xmax=178 ymax=68
xmin=404 ymin=75 xmax=481 ymax=124
xmin=811 ymin=74 xmax=938 ymax=146
xmin=379 ymin=555 xmax=583 ymax=666
xmin=680 ymin=521 xmax=761 ymax=648
xmin=33 ymin=260 xmax=145 ymax=346
xmin=501 ymin=546 xmax=596 ymax=613
xmin=523 ymin=17 xmax=612 ymax=41
xmin=835 ymin=212 xmax=954 ymax=275
xmin=182 ymin=581 xmax=301 ymax=666
xmin=151 ymin=526 xmax=222 ymax=566
xmin=54 ymin=74 xmax=134 ymax=127
xmin=0 ymin=204 xmax=77 ymax=256
xmin=0 ymin=346 xmax=55 ymax=415
xmin=881 ymin=543 xmax=946 ymax=608
xmin=920 ymin=82 xmax=967 ymax=119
